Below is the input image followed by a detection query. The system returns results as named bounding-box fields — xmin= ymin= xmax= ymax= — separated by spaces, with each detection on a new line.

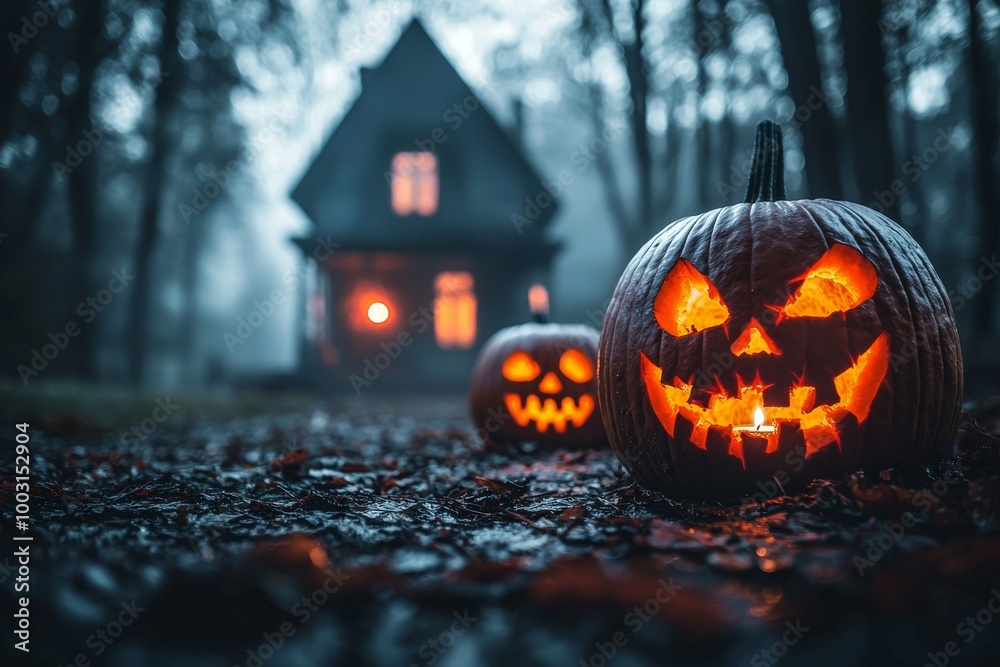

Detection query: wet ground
xmin=3 ymin=392 xmax=1000 ymax=666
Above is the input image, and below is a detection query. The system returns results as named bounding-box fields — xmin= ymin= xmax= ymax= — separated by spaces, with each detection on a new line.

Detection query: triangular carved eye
xmin=503 ymin=351 xmax=540 ymax=381
xmin=654 ymin=259 xmax=731 ymax=337
xmin=781 ymin=244 xmax=878 ymax=318
xmin=559 ymin=349 xmax=594 ymax=383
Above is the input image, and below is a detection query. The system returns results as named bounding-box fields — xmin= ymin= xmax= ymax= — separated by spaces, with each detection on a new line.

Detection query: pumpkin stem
xmin=744 ymin=120 xmax=786 ymax=203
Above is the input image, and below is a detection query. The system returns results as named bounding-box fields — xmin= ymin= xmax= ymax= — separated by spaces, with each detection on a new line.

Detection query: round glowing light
xmin=367 ymin=301 xmax=389 ymax=324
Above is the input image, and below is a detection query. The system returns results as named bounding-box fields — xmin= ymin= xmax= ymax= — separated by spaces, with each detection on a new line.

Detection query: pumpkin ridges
xmin=816 ymin=199 xmax=920 ymax=466
xmin=819 ymin=199 xmax=924 ymax=465
xmin=817 ymin=198 xmax=960 ymax=465
xmin=604 ymin=211 xmax=711 ymax=492
xmin=722 ymin=204 xmax=757 ymax=327
xmin=902 ymin=219 xmax=963 ymax=455
xmin=858 ymin=207 xmax=940 ymax=464
xmin=601 ymin=236 xmax=661 ymax=488
xmin=836 ymin=200 xmax=960 ymax=463
xmin=603 ymin=256 xmax=641 ymax=482
xmin=600 ymin=247 xmax=632 ymax=476
xmin=882 ymin=202 xmax=962 ymax=460
xmin=631 ymin=229 xmax=689 ymax=492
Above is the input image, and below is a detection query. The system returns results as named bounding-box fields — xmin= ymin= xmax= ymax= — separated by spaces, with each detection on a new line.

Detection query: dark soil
xmin=3 ymin=394 xmax=1000 ymax=666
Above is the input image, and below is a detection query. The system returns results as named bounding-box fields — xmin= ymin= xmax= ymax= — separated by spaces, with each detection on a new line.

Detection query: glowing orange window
xmin=391 ymin=152 xmax=438 ymax=216
xmin=345 ymin=283 xmax=395 ymax=331
xmin=434 ymin=272 xmax=476 ymax=349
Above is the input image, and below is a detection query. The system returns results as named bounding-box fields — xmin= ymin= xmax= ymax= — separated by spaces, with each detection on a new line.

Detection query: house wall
xmin=311 ymin=251 xmax=549 ymax=392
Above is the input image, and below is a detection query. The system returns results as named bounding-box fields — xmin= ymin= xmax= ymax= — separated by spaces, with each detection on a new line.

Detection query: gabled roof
xmin=290 ymin=19 xmax=559 ymax=247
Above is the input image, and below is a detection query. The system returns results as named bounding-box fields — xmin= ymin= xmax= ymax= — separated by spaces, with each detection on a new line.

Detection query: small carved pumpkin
xmin=471 ymin=315 xmax=605 ymax=447
xmin=597 ymin=121 xmax=963 ymax=500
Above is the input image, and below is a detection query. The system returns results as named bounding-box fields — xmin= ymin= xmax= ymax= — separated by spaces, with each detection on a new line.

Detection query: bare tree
xmin=0 ymin=0 xmax=63 ymax=242
xmin=968 ymin=0 xmax=1000 ymax=348
xmin=64 ymin=0 xmax=110 ymax=379
xmin=574 ymin=0 xmax=674 ymax=256
xmin=691 ymin=0 xmax=717 ymax=210
xmin=839 ymin=0 xmax=898 ymax=220
xmin=127 ymin=0 xmax=181 ymax=386
xmin=765 ymin=0 xmax=845 ymax=199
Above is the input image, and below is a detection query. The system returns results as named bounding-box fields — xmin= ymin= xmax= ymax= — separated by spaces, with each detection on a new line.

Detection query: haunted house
xmin=291 ymin=19 xmax=559 ymax=390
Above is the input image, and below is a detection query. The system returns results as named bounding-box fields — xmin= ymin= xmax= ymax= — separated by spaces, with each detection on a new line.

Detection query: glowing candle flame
xmin=754 ymin=406 xmax=765 ymax=430
xmin=528 ymin=284 xmax=549 ymax=317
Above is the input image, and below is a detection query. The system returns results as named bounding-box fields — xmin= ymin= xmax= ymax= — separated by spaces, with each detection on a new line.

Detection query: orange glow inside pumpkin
xmin=782 ymin=244 xmax=878 ymax=319
xmin=654 ymin=259 xmax=731 ymax=337
xmin=559 ymin=348 xmax=594 ymax=383
xmin=640 ymin=332 xmax=890 ymax=467
xmin=538 ymin=372 xmax=563 ymax=393
xmin=500 ymin=348 xmax=597 ymax=433
xmin=730 ymin=318 xmax=781 ymax=356
xmin=504 ymin=394 xmax=595 ymax=433
xmin=502 ymin=350 xmax=541 ymax=382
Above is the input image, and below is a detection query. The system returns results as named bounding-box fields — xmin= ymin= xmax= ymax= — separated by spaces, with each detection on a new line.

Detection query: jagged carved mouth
xmin=641 ymin=332 xmax=890 ymax=466
xmin=504 ymin=394 xmax=596 ymax=433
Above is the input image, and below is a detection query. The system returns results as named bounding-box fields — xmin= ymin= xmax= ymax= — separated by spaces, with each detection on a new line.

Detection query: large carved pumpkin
xmin=598 ymin=121 xmax=963 ymax=500
xmin=471 ymin=314 xmax=605 ymax=447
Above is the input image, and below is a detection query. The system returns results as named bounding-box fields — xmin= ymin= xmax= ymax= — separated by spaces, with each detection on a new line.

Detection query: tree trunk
xmin=0 ymin=3 xmax=65 ymax=246
xmin=692 ymin=1 xmax=714 ymax=211
xmin=968 ymin=0 xmax=1000 ymax=345
xmin=127 ymin=0 xmax=181 ymax=386
xmin=0 ymin=1 xmax=45 ymax=164
xmin=839 ymin=0 xmax=898 ymax=220
xmin=656 ymin=80 xmax=683 ymax=223
xmin=896 ymin=18 xmax=927 ymax=248
xmin=899 ymin=94 xmax=927 ymax=246
xmin=63 ymin=0 xmax=106 ymax=380
xmin=714 ymin=4 xmax=735 ymax=207
xmin=179 ymin=197 xmax=206 ymax=383
xmin=587 ymin=85 xmax=638 ymax=254
xmin=624 ymin=0 xmax=652 ymax=237
xmin=765 ymin=0 xmax=844 ymax=199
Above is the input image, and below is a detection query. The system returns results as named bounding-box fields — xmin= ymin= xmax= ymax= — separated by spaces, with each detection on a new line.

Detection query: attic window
xmin=391 ymin=151 xmax=438 ymax=216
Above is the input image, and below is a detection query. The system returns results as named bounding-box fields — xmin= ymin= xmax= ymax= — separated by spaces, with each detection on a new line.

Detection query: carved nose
xmin=730 ymin=317 xmax=781 ymax=357
xmin=539 ymin=372 xmax=563 ymax=394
